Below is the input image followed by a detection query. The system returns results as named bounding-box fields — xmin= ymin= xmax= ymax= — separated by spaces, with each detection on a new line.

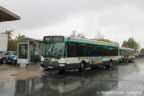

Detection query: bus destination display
xmin=44 ymin=36 xmax=64 ymax=42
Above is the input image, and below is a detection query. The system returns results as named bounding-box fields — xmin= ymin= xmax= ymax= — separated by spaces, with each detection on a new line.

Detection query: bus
xmin=118 ymin=47 xmax=135 ymax=63
xmin=42 ymin=36 xmax=120 ymax=72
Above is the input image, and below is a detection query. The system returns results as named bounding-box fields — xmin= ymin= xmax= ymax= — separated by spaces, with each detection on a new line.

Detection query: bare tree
xmin=95 ymin=32 xmax=104 ymax=39
xmin=70 ymin=30 xmax=76 ymax=37
xmin=70 ymin=30 xmax=85 ymax=38
xmin=4 ymin=30 xmax=13 ymax=40
xmin=77 ymin=33 xmax=85 ymax=38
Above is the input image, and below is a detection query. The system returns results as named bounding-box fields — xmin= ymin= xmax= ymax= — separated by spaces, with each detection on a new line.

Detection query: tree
xmin=70 ymin=30 xmax=85 ymax=38
xmin=12 ymin=34 xmax=25 ymax=50
xmin=15 ymin=34 xmax=25 ymax=40
xmin=8 ymin=39 xmax=17 ymax=51
xmin=122 ymin=40 xmax=128 ymax=48
xmin=93 ymin=32 xmax=118 ymax=44
xmin=95 ymin=32 xmax=104 ymax=39
xmin=134 ymin=42 xmax=140 ymax=53
xmin=4 ymin=30 xmax=13 ymax=40
xmin=77 ymin=33 xmax=85 ymax=38
xmin=4 ymin=30 xmax=25 ymax=51
xmin=70 ymin=30 xmax=76 ymax=37
xmin=122 ymin=37 xmax=140 ymax=52
xmin=140 ymin=48 xmax=144 ymax=54
xmin=4 ymin=30 xmax=15 ymax=50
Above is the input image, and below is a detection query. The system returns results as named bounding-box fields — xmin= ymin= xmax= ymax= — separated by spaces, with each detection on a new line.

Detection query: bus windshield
xmin=43 ymin=42 xmax=65 ymax=58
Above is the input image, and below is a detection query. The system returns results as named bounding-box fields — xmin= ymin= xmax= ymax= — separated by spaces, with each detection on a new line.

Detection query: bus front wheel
xmin=59 ymin=70 xmax=65 ymax=74
xmin=79 ymin=63 xmax=85 ymax=72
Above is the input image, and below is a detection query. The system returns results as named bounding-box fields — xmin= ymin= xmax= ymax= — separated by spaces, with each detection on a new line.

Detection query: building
xmin=0 ymin=6 xmax=20 ymax=51
xmin=0 ymin=33 xmax=8 ymax=51
xmin=0 ymin=6 xmax=20 ymax=22
xmin=17 ymin=37 xmax=42 ymax=67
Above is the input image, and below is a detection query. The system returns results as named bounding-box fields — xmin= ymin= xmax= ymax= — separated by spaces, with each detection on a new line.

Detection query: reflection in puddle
xmin=0 ymin=62 xmax=142 ymax=96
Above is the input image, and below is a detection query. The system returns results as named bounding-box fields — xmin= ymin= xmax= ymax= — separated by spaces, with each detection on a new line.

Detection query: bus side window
xmin=67 ymin=42 xmax=71 ymax=57
xmin=85 ymin=45 xmax=90 ymax=56
xmin=93 ymin=47 xmax=97 ymax=56
xmin=78 ymin=43 xmax=85 ymax=57
xmin=103 ymin=46 xmax=108 ymax=56
xmin=64 ymin=43 xmax=67 ymax=57
xmin=67 ymin=42 xmax=78 ymax=57
xmin=95 ymin=46 xmax=101 ymax=56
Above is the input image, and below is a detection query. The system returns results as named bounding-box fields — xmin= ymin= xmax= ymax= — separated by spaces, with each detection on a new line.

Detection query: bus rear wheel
xmin=105 ymin=61 xmax=113 ymax=69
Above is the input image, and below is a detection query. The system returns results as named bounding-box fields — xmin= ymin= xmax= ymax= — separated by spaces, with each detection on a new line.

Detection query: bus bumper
xmin=43 ymin=61 xmax=66 ymax=70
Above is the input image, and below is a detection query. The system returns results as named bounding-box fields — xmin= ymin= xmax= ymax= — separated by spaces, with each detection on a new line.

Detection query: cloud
xmin=1 ymin=0 xmax=144 ymax=48
xmin=0 ymin=0 xmax=136 ymax=31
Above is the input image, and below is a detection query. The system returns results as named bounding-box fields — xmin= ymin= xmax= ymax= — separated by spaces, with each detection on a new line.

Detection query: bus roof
xmin=119 ymin=47 xmax=134 ymax=51
xmin=64 ymin=37 xmax=119 ymax=47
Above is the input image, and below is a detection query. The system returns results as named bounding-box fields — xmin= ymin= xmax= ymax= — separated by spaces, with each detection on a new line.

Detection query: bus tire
xmin=119 ymin=60 xmax=122 ymax=64
xmin=59 ymin=70 xmax=65 ymax=74
xmin=122 ymin=58 xmax=125 ymax=64
xmin=132 ymin=58 xmax=135 ymax=63
xmin=109 ymin=62 xmax=113 ymax=68
xmin=91 ymin=66 xmax=96 ymax=70
xmin=128 ymin=59 xmax=131 ymax=63
xmin=79 ymin=63 xmax=85 ymax=72
xmin=105 ymin=61 xmax=113 ymax=69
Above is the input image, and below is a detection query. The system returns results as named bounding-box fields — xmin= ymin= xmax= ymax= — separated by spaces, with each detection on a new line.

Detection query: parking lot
xmin=0 ymin=64 xmax=45 ymax=82
xmin=0 ymin=58 xmax=143 ymax=96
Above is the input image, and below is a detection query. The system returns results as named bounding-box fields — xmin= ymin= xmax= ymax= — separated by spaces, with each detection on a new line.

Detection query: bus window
xmin=103 ymin=46 xmax=109 ymax=56
xmin=67 ymin=42 xmax=78 ymax=57
xmin=78 ymin=43 xmax=86 ymax=57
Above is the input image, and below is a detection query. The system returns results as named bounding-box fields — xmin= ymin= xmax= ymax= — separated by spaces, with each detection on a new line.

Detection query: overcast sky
xmin=0 ymin=0 xmax=144 ymax=48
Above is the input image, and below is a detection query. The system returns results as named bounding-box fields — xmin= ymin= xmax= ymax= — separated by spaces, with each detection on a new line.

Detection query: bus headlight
xmin=59 ymin=64 xmax=66 ymax=67
xmin=41 ymin=56 xmax=44 ymax=62
xmin=58 ymin=58 xmax=66 ymax=63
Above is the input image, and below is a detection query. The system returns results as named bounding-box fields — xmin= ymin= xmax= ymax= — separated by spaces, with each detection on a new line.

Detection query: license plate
xmin=48 ymin=66 xmax=53 ymax=69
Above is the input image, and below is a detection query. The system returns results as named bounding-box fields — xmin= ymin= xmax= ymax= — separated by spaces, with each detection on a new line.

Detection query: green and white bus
xmin=42 ymin=36 xmax=121 ymax=72
xmin=118 ymin=47 xmax=135 ymax=63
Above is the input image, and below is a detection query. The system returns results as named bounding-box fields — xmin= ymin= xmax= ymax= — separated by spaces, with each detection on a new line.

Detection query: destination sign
xmin=44 ymin=36 xmax=64 ymax=42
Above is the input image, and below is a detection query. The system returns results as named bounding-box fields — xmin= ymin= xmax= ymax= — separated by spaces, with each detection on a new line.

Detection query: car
xmin=138 ymin=54 xmax=144 ymax=57
xmin=0 ymin=51 xmax=9 ymax=64
xmin=7 ymin=51 xmax=17 ymax=64
xmin=0 ymin=51 xmax=17 ymax=64
xmin=0 ymin=51 xmax=4 ymax=54
xmin=135 ymin=53 xmax=140 ymax=58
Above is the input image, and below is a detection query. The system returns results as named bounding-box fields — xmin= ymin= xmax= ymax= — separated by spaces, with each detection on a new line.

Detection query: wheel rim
xmin=80 ymin=63 xmax=85 ymax=71
xmin=81 ymin=63 xmax=84 ymax=68
xmin=110 ymin=62 xmax=112 ymax=67
xmin=109 ymin=62 xmax=113 ymax=68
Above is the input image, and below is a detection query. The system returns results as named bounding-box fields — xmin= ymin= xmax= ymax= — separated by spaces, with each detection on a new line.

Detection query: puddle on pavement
xmin=0 ymin=64 xmax=46 ymax=82
xmin=10 ymin=74 xmax=18 ymax=76
xmin=0 ymin=61 xmax=144 ymax=96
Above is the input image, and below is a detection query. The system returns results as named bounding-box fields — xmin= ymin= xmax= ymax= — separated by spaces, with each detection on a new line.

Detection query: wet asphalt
xmin=0 ymin=59 xmax=144 ymax=96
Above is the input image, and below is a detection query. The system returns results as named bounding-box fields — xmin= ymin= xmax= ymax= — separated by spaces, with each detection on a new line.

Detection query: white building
xmin=0 ymin=6 xmax=20 ymax=51
xmin=0 ymin=33 xmax=8 ymax=51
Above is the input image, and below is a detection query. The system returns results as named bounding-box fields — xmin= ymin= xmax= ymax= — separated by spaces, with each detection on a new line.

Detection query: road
xmin=0 ymin=59 xmax=144 ymax=96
